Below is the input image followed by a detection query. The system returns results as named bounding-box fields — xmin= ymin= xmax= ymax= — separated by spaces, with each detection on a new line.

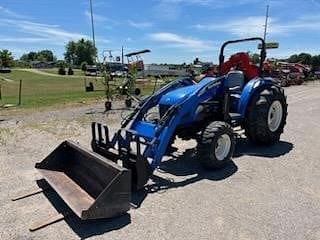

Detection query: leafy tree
xmin=288 ymin=54 xmax=299 ymax=63
xmin=0 ymin=49 xmax=14 ymax=67
xmin=297 ymin=53 xmax=312 ymax=65
xmin=65 ymin=41 xmax=77 ymax=65
xmin=56 ymin=60 xmax=66 ymax=68
xmin=20 ymin=50 xmax=56 ymax=62
xmin=311 ymin=55 xmax=320 ymax=69
xmin=20 ymin=54 xmax=28 ymax=62
xmin=64 ymin=39 xmax=97 ymax=66
xmin=37 ymin=50 xmax=56 ymax=62
xmin=13 ymin=60 xmax=31 ymax=68
xmin=20 ymin=51 xmax=38 ymax=62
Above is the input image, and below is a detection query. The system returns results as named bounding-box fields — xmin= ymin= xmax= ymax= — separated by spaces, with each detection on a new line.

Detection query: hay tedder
xmin=26 ymin=38 xmax=287 ymax=227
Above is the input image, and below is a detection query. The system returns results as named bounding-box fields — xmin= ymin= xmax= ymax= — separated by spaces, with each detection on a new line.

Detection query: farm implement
xmin=25 ymin=38 xmax=287 ymax=226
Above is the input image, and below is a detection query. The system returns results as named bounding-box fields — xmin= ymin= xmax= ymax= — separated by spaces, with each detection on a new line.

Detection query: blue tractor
xmin=36 ymin=38 xmax=287 ymax=220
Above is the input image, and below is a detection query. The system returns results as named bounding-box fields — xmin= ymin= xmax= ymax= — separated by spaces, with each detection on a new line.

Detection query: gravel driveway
xmin=1 ymin=84 xmax=320 ymax=240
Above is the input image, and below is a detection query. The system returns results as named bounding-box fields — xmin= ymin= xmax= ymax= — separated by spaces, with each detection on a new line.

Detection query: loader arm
xmin=91 ymin=76 xmax=224 ymax=189
xmin=130 ymin=77 xmax=224 ymax=168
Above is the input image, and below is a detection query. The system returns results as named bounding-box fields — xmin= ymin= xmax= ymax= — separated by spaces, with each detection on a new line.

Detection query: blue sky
xmin=0 ymin=0 xmax=319 ymax=63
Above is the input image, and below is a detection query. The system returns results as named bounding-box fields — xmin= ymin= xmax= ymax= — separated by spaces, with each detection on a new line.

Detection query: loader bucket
xmin=35 ymin=140 xmax=131 ymax=220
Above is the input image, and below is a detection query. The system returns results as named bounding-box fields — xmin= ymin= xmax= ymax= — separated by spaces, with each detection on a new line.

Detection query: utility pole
xmin=263 ymin=5 xmax=269 ymax=41
xmin=89 ymin=0 xmax=97 ymax=63
xmin=121 ymin=46 xmax=124 ymax=65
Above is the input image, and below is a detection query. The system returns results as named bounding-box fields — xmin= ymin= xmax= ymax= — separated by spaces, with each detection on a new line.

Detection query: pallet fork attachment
xmin=91 ymin=122 xmax=153 ymax=190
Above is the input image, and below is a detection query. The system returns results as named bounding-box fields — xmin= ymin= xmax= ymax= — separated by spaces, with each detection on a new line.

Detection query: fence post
xmin=18 ymin=79 xmax=22 ymax=106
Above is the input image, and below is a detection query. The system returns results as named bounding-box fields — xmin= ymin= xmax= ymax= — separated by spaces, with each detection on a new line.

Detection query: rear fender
xmin=238 ymin=78 xmax=277 ymax=117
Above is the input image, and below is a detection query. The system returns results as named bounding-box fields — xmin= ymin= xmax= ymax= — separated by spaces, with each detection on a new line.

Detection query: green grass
xmin=0 ymin=69 xmax=107 ymax=108
xmin=0 ymin=69 xmax=161 ymax=109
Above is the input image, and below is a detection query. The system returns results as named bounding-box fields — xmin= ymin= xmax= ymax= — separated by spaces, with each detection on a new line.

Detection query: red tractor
xmin=219 ymin=52 xmax=260 ymax=80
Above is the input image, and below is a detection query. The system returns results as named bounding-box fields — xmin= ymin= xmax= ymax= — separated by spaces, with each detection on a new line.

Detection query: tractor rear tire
xmin=244 ymin=86 xmax=287 ymax=145
xmin=197 ymin=121 xmax=235 ymax=169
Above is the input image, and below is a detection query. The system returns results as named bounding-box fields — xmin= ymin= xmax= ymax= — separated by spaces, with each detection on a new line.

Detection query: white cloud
xmin=0 ymin=19 xmax=88 ymax=45
xmin=84 ymin=10 xmax=119 ymax=30
xmin=0 ymin=5 xmax=29 ymax=19
xmin=0 ymin=37 xmax=47 ymax=43
xmin=194 ymin=16 xmax=267 ymax=37
xmin=153 ymin=0 xmax=263 ymax=20
xmin=80 ymin=1 xmax=109 ymax=8
xmin=128 ymin=20 xmax=153 ymax=29
xmin=96 ymin=38 xmax=110 ymax=44
xmin=159 ymin=0 xmax=215 ymax=5
xmin=149 ymin=32 xmax=214 ymax=52
xmin=194 ymin=15 xmax=320 ymax=37
xmin=126 ymin=37 xmax=133 ymax=42
xmin=158 ymin=0 xmax=260 ymax=7
xmin=84 ymin=10 xmax=107 ymax=22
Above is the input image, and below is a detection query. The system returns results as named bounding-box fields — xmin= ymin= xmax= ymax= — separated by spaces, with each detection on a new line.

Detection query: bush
xmin=13 ymin=60 xmax=31 ymax=68
xmin=57 ymin=60 xmax=66 ymax=68
xmin=68 ymin=67 xmax=74 ymax=75
xmin=58 ymin=67 xmax=66 ymax=75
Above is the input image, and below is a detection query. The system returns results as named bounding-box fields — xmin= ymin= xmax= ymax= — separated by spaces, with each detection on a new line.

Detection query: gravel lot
xmin=1 ymin=84 xmax=320 ymax=240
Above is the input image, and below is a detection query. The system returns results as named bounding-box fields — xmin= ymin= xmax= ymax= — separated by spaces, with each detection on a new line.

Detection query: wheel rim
xmin=215 ymin=134 xmax=231 ymax=161
xmin=268 ymin=100 xmax=283 ymax=132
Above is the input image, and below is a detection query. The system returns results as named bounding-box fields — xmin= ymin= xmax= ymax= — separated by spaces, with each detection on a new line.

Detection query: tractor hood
xmin=159 ymin=77 xmax=215 ymax=105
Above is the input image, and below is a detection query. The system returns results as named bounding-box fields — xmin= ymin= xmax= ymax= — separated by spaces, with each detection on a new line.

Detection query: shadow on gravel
xmin=132 ymin=138 xmax=293 ymax=208
xmin=37 ymin=138 xmax=293 ymax=238
xmin=131 ymin=148 xmax=238 ymax=208
xmin=39 ymin=180 xmax=131 ymax=240
xmin=234 ymin=138 xmax=294 ymax=158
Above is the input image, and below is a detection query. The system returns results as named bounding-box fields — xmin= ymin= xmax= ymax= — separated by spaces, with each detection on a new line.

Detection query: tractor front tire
xmin=197 ymin=121 xmax=235 ymax=169
xmin=244 ymin=86 xmax=287 ymax=145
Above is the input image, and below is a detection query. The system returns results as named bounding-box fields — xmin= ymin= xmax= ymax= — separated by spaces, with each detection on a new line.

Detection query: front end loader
xmin=35 ymin=38 xmax=288 ymax=221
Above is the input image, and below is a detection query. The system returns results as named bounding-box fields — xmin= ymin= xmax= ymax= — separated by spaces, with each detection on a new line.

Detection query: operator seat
xmin=225 ymin=70 xmax=245 ymax=93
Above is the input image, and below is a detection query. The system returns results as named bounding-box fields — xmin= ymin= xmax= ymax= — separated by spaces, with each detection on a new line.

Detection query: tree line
xmin=0 ymin=38 xmax=96 ymax=68
xmin=287 ymin=53 xmax=320 ymax=68
xmin=1 ymin=39 xmax=320 ymax=70
xmin=20 ymin=50 xmax=56 ymax=62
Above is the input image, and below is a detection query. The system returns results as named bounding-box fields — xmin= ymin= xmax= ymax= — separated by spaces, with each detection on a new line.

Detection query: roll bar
xmin=218 ymin=37 xmax=266 ymax=76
